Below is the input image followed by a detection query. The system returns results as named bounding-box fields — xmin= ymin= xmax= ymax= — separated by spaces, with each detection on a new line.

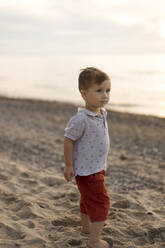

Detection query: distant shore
xmin=0 ymin=96 xmax=165 ymax=248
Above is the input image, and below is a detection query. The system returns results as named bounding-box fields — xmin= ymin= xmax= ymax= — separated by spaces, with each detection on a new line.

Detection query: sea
xmin=0 ymin=54 xmax=165 ymax=118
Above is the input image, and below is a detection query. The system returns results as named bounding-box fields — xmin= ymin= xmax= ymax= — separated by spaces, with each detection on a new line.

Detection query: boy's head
xmin=78 ymin=67 xmax=110 ymax=92
xmin=78 ymin=67 xmax=111 ymax=110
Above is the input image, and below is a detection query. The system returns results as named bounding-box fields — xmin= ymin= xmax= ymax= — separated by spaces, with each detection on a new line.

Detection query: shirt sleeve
xmin=64 ymin=114 xmax=85 ymax=141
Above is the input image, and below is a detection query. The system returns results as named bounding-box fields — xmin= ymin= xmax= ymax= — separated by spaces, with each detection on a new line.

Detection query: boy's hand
xmin=64 ymin=166 xmax=74 ymax=182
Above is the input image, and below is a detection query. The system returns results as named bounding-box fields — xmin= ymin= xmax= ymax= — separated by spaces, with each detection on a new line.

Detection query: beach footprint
xmin=23 ymin=220 xmax=35 ymax=229
xmin=147 ymin=227 xmax=165 ymax=244
xmin=41 ymin=176 xmax=64 ymax=186
xmin=0 ymin=222 xmax=25 ymax=240
xmin=16 ymin=206 xmax=41 ymax=219
xmin=112 ymin=200 xmax=130 ymax=209
xmin=0 ymin=242 xmax=20 ymax=248
xmin=112 ymin=199 xmax=146 ymax=211
xmin=21 ymin=237 xmax=46 ymax=248
xmin=52 ymin=216 xmax=80 ymax=227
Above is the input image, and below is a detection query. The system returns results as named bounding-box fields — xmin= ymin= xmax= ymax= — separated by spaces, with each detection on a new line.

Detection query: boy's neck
xmin=84 ymin=105 xmax=102 ymax=115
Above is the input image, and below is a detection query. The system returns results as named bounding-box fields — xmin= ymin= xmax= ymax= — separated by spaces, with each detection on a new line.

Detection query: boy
xmin=64 ymin=67 xmax=111 ymax=248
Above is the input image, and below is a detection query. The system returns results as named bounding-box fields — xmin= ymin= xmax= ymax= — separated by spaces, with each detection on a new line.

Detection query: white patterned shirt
xmin=64 ymin=107 xmax=110 ymax=176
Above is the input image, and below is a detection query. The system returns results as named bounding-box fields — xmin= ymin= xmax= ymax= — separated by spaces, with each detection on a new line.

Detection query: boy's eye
xmin=96 ymin=88 xmax=110 ymax=93
xmin=96 ymin=89 xmax=102 ymax=92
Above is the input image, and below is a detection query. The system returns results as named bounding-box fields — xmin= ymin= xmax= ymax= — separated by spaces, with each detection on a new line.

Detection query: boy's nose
xmin=103 ymin=92 xmax=108 ymax=97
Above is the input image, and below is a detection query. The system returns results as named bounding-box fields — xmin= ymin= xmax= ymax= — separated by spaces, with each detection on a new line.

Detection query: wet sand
xmin=0 ymin=96 xmax=165 ymax=248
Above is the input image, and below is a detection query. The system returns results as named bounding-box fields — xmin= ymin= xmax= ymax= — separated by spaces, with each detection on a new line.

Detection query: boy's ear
xmin=80 ymin=90 xmax=87 ymax=99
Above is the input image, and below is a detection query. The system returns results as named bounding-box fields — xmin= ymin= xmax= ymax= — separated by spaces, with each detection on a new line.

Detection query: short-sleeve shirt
xmin=64 ymin=107 xmax=110 ymax=176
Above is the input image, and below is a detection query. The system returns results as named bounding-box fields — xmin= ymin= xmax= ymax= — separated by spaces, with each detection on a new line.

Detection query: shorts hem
xmin=80 ymin=210 xmax=87 ymax=214
xmin=88 ymin=215 xmax=108 ymax=222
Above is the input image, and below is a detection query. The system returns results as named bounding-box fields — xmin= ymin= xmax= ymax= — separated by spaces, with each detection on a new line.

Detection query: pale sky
xmin=1 ymin=0 xmax=165 ymax=56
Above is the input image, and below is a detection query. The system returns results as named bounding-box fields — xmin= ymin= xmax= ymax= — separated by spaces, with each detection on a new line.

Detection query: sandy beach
xmin=0 ymin=96 xmax=165 ymax=248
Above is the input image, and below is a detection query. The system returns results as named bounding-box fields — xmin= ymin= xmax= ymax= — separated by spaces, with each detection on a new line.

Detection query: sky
xmin=1 ymin=0 xmax=165 ymax=56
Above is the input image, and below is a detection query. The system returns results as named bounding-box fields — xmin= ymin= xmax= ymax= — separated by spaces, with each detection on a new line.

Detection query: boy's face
xmin=81 ymin=80 xmax=111 ymax=110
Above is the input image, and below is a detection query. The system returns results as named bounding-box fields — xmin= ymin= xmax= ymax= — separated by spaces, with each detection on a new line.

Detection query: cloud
xmin=0 ymin=0 xmax=165 ymax=56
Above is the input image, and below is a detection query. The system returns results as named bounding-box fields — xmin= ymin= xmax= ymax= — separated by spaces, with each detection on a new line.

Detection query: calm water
xmin=0 ymin=54 xmax=165 ymax=118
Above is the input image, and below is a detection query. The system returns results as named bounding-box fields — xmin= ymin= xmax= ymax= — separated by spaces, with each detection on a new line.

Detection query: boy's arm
xmin=64 ymin=137 xmax=74 ymax=182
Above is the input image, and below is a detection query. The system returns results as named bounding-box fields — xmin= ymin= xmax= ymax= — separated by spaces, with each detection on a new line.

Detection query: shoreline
xmin=0 ymin=95 xmax=165 ymax=248
xmin=0 ymin=94 xmax=165 ymax=120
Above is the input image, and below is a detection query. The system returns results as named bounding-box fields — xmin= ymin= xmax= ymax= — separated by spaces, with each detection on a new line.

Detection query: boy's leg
xmin=84 ymin=171 xmax=110 ymax=247
xmin=80 ymin=196 xmax=91 ymax=233
xmin=81 ymin=213 xmax=91 ymax=234
xmin=88 ymin=221 xmax=109 ymax=248
xmin=76 ymin=171 xmax=110 ymax=246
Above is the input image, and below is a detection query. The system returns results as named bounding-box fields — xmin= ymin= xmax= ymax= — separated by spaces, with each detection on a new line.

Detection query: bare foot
xmin=87 ymin=239 xmax=110 ymax=248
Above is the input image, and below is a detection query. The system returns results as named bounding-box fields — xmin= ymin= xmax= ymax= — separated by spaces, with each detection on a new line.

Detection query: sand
xmin=0 ymin=96 xmax=164 ymax=248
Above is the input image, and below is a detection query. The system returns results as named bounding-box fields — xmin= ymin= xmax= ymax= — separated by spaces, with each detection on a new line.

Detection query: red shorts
xmin=75 ymin=170 xmax=110 ymax=222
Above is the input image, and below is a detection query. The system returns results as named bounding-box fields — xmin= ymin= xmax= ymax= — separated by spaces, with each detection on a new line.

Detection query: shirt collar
xmin=78 ymin=107 xmax=107 ymax=118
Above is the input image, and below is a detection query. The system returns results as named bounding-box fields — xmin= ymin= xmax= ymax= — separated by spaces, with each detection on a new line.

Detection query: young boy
xmin=64 ymin=67 xmax=111 ymax=248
